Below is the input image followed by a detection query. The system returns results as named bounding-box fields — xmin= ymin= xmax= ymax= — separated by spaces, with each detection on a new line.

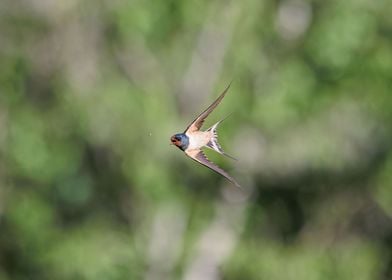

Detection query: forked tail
xmin=206 ymin=118 xmax=237 ymax=160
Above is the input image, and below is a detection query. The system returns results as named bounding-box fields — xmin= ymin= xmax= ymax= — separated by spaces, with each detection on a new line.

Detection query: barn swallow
xmin=170 ymin=83 xmax=241 ymax=188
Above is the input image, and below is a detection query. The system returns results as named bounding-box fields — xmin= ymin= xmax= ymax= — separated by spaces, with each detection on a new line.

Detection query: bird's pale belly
xmin=186 ymin=131 xmax=211 ymax=150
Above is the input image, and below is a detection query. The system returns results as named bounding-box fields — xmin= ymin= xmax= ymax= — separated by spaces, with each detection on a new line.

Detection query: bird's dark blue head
xmin=170 ymin=133 xmax=189 ymax=151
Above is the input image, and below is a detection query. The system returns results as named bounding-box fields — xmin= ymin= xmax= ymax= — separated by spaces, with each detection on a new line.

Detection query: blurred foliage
xmin=0 ymin=0 xmax=392 ymax=279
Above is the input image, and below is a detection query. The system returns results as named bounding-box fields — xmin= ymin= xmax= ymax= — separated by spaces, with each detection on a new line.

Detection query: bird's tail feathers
xmin=206 ymin=118 xmax=237 ymax=161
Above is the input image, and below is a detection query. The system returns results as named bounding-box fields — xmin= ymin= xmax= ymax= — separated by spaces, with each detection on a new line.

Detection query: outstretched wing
xmin=185 ymin=149 xmax=241 ymax=188
xmin=184 ymin=83 xmax=231 ymax=133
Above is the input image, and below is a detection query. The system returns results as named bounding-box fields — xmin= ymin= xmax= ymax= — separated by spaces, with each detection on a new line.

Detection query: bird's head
xmin=170 ymin=133 xmax=189 ymax=151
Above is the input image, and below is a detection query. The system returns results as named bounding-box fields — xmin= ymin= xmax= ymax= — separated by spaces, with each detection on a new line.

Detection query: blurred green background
xmin=1 ymin=0 xmax=392 ymax=279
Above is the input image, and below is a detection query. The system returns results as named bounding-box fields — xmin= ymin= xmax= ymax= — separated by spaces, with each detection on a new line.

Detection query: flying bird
xmin=170 ymin=84 xmax=241 ymax=188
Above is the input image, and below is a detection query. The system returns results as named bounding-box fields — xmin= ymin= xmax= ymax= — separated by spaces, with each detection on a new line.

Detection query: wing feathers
xmin=184 ymin=83 xmax=231 ymax=133
xmin=185 ymin=149 xmax=241 ymax=188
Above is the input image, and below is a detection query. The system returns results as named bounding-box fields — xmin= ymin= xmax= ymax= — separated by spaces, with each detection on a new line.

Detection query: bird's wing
xmin=184 ymin=83 xmax=231 ymax=133
xmin=185 ymin=149 xmax=241 ymax=188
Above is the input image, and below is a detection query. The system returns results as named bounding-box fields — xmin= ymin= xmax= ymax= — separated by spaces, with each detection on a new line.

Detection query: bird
xmin=170 ymin=83 xmax=241 ymax=188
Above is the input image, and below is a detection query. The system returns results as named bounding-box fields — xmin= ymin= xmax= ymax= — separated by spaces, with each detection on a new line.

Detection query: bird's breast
xmin=186 ymin=131 xmax=211 ymax=150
